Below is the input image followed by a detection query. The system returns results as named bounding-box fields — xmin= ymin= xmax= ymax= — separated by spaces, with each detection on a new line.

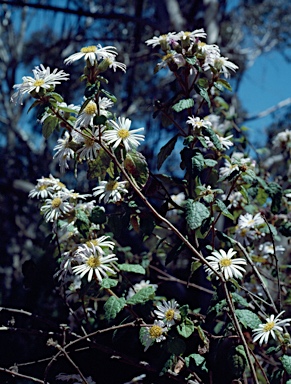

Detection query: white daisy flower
xmin=177 ymin=29 xmax=207 ymax=42
xmin=29 ymin=180 xmax=55 ymax=199
xmin=203 ymin=55 xmax=238 ymax=78
xmin=154 ymin=299 xmax=181 ymax=326
xmin=238 ymin=213 xmax=264 ymax=229
xmin=258 ymin=242 xmax=285 ymax=257
xmin=235 ymin=227 xmax=257 ymax=246
xmin=272 ymin=129 xmax=291 ymax=149
xmin=186 ymin=116 xmax=212 ymax=130
xmin=222 ymin=191 xmax=244 ymax=209
xmin=198 ymin=42 xmax=220 ymax=56
xmin=75 ymin=100 xmax=98 ymax=128
xmin=145 ymin=32 xmax=178 ymax=48
xmin=93 ymin=178 xmax=128 ymax=204
xmin=80 ymin=236 xmax=115 ymax=255
xmin=205 ymin=134 xmax=233 ymax=151
xmin=219 ymin=159 xmax=239 ymax=178
xmin=127 ymin=280 xmax=158 ymax=300
xmin=103 ymin=117 xmax=144 ymax=151
xmin=157 ymin=52 xmax=186 ymax=70
xmin=141 ymin=320 xmax=168 ymax=351
xmin=252 ymin=311 xmax=291 ymax=345
xmin=100 ymin=57 xmax=127 ymax=73
xmin=64 ymin=44 xmax=118 ymax=66
xmin=98 ymin=97 xmax=114 ymax=116
xmin=72 ymin=244 xmax=118 ymax=282
xmin=76 ymin=126 xmax=104 ymax=160
xmin=40 ymin=193 xmax=73 ymax=222
xmin=53 ymin=131 xmax=75 ymax=173
xmin=205 ymin=248 xmax=247 ymax=280
xmin=11 ymin=64 xmax=69 ymax=104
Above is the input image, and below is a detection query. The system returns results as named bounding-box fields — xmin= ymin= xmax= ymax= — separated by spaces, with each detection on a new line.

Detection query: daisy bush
xmin=8 ymin=30 xmax=291 ymax=384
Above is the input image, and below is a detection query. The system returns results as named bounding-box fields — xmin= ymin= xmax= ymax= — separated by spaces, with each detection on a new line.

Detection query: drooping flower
xmin=64 ymin=44 xmax=118 ymax=66
xmin=205 ymin=248 xmax=247 ymax=280
xmin=72 ymin=244 xmax=118 ymax=282
xmin=93 ymin=178 xmax=128 ymax=204
xmin=145 ymin=32 xmax=178 ymax=48
xmin=141 ymin=320 xmax=168 ymax=351
xmin=205 ymin=134 xmax=234 ymax=151
xmin=40 ymin=193 xmax=73 ymax=222
xmin=103 ymin=117 xmax=144 ymax=151
xmin=76 ymin=126 xmax=104 ymax=160
xmin=203 ymin=54 xmax=238 ymax=78
xmin=11 ymin=64 xmax=69 ymax=104
xmin=154 ymin=299 xmax=181 ymax=326
xmin=252 ymin=311 xmax=291 ymax=345
xmin=53 ymin=131 xmax=75 ymax=173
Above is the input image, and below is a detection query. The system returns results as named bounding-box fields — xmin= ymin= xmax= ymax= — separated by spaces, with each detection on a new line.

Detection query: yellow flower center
xmin=198 ymin=42 xmax=206 ymax=47
xmin=263 ymin=321 xmax=275 ymax=332
xmin=239 ymin=228 xmax=248 ymax=237
xmin=86 ymin=239 xmax=99 ymax=248
xmin=84 ymin=102 xmax=97 ymax=115
xmin=247 ymin=219 xmax=255 ymax=226
xmin=81 ymin=45 xmax=97 ymax=53
xmin=39 ymin=185 xmax=47 ymax=191
xmin=149 ymin=325 xmax=163 ymax=339
xmin=105 ymin=181 xmax=119 ymax=191
xmin=86 ymin=255 xmax=101 ymax=268
xmin=84 ymin=136 xmax=95 ymax=147
xmin=51 ymin=197 xmax=62 ymax=208
xmin=165 ymin=309 xmax=175 ymax=321
xmin=220 ymin=258 xmax=232 ymax=267
xmin=33 ymin=79 xmax=45 ymax=87
xmin=117 ymin=129 xmax=130 ymax=139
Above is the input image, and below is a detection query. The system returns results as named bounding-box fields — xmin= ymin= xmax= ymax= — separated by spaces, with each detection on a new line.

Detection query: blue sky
xmin=237 ymin=50 xmax=291 ymax=146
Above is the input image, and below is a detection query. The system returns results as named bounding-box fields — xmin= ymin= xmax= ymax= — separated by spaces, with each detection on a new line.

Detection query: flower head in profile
xmin=205 ymin=248 xmax=247 ymax=280
xmin=177 ymin=29 xmax=207 ymax=42
xmin=93 ymin=178 xmax=128 ymax=204
xmin=205 ymin=134 xmax=233 ymax=151
xmin=145 ymin=32 xmax=178 ymax=48
xmin=11 ymin=64 xmax=69 ymax=104
xmin=53 ymin=131 xmax=75 ymax=173
xmin=103 ymin=117 xmax=144 ymax=151
xmin=76 ymin=126 xmax=104 ymax=160
xmin=272 ymin=129 xmax=291 ymax=149
xmin=64 ymin=44 xmax=118 ymax=66
xmin=72 ymin=244 xmax=118 ymax=282
xmin=82 ymin=236 xmax=115 ymax=255
xmin=154 ymin=299 xmax=181 ymax=326
xmin=203 ymin=54 xmax=238 ymax=78
xmin=252 ymin=311 xmax=291 ymax=345
xmin=141 ymin=320 xmax=168 ymax=351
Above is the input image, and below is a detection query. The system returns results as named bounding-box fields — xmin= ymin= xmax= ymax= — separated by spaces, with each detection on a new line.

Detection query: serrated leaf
xmin=235 ymin=309 xmax=261 ymax=330
xmin=192 ymin=152 xmax=205 ymax=174
xmin=227 ymin=346 xmax=247 ymax=378
xmin=172 ymin=98 xmax=194 ymax=113
xmin=100 ymin=278 xmax=118 ymax=289
xmin=202 ymin=126 xmax=223 ymax=151
xmin=157 ymin=134 xmax=178 ymax=170
xmin=104 ymin=296 xmax=126 ymax=320
xmin=185 ymin=200 xmax=210 ymax=230
xmin=185 ymin=56 xmax=197 ymax=65
xmin=87 ymin=148 xmax=112 ymax=180
xmin=126 ymin=286 xmax=155 ymax=305
xmin=204 ymin=159 xmax=218 ymax=167
xmin=194 ymin=84 xmax=211 ymax=107
xmin=231 ymin=293 xmax=250 ymax=308
xmin=177 ymin=318 xmax=195 ymax=338
xmin=179 ymin=305 xmax=189 ymax=319
xmin=280 ymin=355 xmax=291 ymax=375
xmin=124 ymin=151 xmax=149 ymax=187
xmin=42 ymin=115 xmax=58 ymax=139
xmin=118 ymin=264 xmax=145 ymax=274
xmin=215 ymin=199 xmax=234 ymax=220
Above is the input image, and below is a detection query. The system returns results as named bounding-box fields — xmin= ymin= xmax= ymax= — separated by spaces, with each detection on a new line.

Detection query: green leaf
xmin=75 ymin=208 xmax=90 ymax=238
xmin=194 ymin=84 xmax=211 ymax=107
xmin=215 ymin=199 xmax=234 ymax=220
xmin=185 ymin=56 xmax=197 ymax=65
xmin=101 ymin=89 xmax=117 ymax=103
xmin=267 ymin=182 xmax=282 ymax=213
xmin=192 ymin=151 xmax=205 ymax=174
xmin=104 ymin=296 xmax=126 ymax=320
xmin=227 ymin=345 xmax=247 ymax=378
xmin=179 ymin=304 xmax=189 ymax=320
xmin=100 ymin=278 xmax=118 ymax=289
xmin=202 ymin=125 xmax=223 ymax=151
xmin=87 ymin=148 xmax=112 ymax=180
xmin=47 ymin=92 xmax=64 ymax=102
xmin=84 ymin=83 xmax=99 ymax=98
xmin=280 ymin=355 xmax=291 ymax=375
xmin=231 ymin=293 xmax=250 ymax=308
xmin=126 ymin=286 xmax=155 ymax=305
xmin=185 ymin=354 xmax=207 ymax=370
xmin=90 ymin=206 xmax=107 ymax=224
xmin=172 ymin=98 xmax=194 ymax=112
xmin=124 ymin=151 xmax=149 ymax=187
xmin=118 ymin=264 xmax=146 ymax=274
xmin=157 ymin=134 xmax=178 ymax=170
xmin=235 ymin=309 xmax=261 ymax=330
xmin=279 ymin=222 xmax=291 ymax=237
xmin=166 ymin=337 xmax=186 ymax=355
xmin=42 ymin=115 xmax=58 ymax=139
xmin=185 ymin=199 xmax=210 ymax=230
xmin=177 ymin=318 xmax=195 ymax=338
xmin=93 ymin=115 xmax=107 ymax=125
xmin=204 ymin=159 xmax=218 ymax=167
xmin=27 ymin=100 xmax=41 ymax=114
xmin=216 ymin=78 xmax=232 ymax=91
